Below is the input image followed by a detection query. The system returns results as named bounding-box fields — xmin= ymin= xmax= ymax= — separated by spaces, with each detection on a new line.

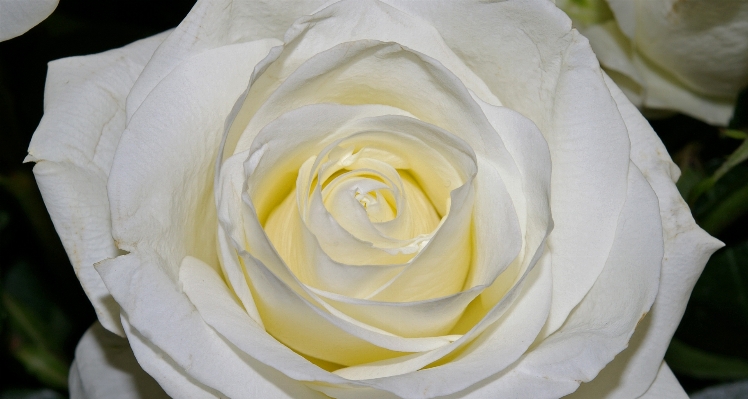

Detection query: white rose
xmin=26 ymin=1 xmax=722 ymax=398
xmin=0 ymin=0 xmax=58 ymax=42
xmin=557 ymin=0 xmax=748 ymax=126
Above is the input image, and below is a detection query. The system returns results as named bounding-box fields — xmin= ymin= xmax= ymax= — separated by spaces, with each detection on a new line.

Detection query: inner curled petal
xmin=315 ymin=145 xmax=442 ymax=246
xmin=245 ymin=103 xmax=477 ymax=301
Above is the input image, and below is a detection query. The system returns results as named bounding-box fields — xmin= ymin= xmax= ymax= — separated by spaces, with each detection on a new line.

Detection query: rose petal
xmin=540 ymin=31 xmax=632 ymax=336
xmin=618 ymin=0 xmax=748 ymax=99
xmin=565 ymin=73 xmax=725 ymax=399
xmin=0 ymin=0 xmax=57 ymax=42
xmin=637 ymin=362 xmax=688 ymax=399
xmin=327 ymin=253 xmax=552 ymax=391
xmin=122 ymin=317 xmax=223 ymax=398
xmin=632 ymin=53 xmax=736 ymax=126
xmin=604 ymin=0 xmax=637 ymax=38
xmin=430 ymin=161 xmax=663 ymax=399
xmin=96 ymin=251 xmax=327 ymax=399
xmin=125 ymin=0 xmax=329 ymax=122
xmin=70 ymin=322 xmax=169 ymax=399
xmin=179 ymin=255 xmax=348 ymax=385
xmin=280 ymin=2 xmax=630 ymax=336
xmin=26 ymin=31 xmax=168 ymax=335
xmin=109 ymin=39 xmax=279 ymax=278
xmin=226 ymin=0 xmax=504 ymax=156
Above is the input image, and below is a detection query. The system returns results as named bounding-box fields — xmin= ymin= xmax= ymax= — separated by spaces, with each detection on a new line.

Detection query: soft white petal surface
xmin=0 ymin=0 xmax=57 ymax=41
xmin=637 ymin=362 xmax=688 ymax=399
xmin=96 ymin=251 xmax=327 ymax=399
xmin=387 ymin=0 xmax=631 ymax=338
xmin=126 ymin=0 xmax=328 ymax=121
xmin=69 ymin=322 xmax=169 ymax=399
xmin=27 ymin=32 xmax=168 ymax=335
xmin=563 ymin=74 xmax=724 ymax=399
xmin=109 ymin=39 xmax=280 ymax=278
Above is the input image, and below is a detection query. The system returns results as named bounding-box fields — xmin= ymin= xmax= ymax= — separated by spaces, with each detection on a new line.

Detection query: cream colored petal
xmin=96 ymin=252 xmax=327 ymax=399
xmin=469 ymin=96 xmax=552 ymax=302
xmin=239 ymin=248 xmax=455 ymax=364
xmin=226 ymin=0 xmax=505 ymax=156
xmin=26 ymin=32 xmax=168 ymax=335
xmin=435 ymin=162 xmax=663 ymax=399
xmin=328 ymin=254 xmax=552 ymax=394
xmin=0 ymin=0 xmax=57 ymax=41
xmin=383 ymin=0 xmax=572 ymax=133
xmin=179 ymin=256 xmax=347 ymax=385
xmin=108 ymin=39 xmax=279 ymax=280
xmin=234 ymin=43 xmax=504 ymax=160
xmin=389 ymin=1 xmax=632 ymax=339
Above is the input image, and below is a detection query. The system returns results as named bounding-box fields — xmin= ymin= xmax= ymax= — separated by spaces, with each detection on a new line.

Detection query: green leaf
xmin=2 ymin=294 xmax=49 ymax=351
xmin=666 ymin=338 xmax=748 ymax=380
xmin=722 ymin=129 xmax=748 ymax=140
xmin=10 ymin=344 xmax=69 ymax=390
xmin=1 ymin=263 xmax=72 ymax=389
xmin=713 ymin=138 xmax=748 ymax=182
xmin=3 ymin=295 xmax=70 ymax=389
xmin=689 ymin=138 xmax=748 ymax=205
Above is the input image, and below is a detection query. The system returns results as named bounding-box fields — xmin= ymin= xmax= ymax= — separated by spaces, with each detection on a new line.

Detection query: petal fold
xmin=70 ymin=322 xmax=168 ymax=399
xmin=27 ymin=31 xmax=168 ymax=335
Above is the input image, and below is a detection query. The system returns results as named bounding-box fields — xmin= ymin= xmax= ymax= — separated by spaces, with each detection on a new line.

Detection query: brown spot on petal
xmin=636 ymin=311 xmax=649 ymax=328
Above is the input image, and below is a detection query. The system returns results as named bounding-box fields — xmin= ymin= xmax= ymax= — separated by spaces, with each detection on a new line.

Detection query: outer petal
xmin=96 ymin=252 xmax=328 ymax=399
xmin=566 ymin=73 xmax=724 ymax=399
xmin=581 ymin=21 xmax=643 ymax=95
xmin=26 ymin=31 xmax=169 ymax=335
xmin=386 ymin=0 xmax=632 ymax=338
xmin=126 ymin=0 xmax=328 ymax=121
xmin=0 ymin=0 xmax=57 ymax=41
xmin=637 ymin=363 xmax=688 ymax=399
xmin=108 ymin=39 xmax=280 ymax=278
xmin=69 ymin=322 xmax=169 ymax=399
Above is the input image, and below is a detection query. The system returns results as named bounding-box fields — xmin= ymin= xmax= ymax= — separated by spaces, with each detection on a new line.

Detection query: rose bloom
xmin=26 ymin=1 xmax=722 ymax=398
xmin=556 ymin=0 xmax=748 ymax=126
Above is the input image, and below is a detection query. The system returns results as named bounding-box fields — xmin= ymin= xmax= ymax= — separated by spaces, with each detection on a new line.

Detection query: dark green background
xmin=0 ymin=1 xmax=746 ymax=397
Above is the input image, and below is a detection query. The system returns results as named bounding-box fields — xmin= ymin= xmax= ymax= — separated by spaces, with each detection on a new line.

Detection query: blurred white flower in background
xmin=0 ymin=0 xmax=58 ymax=42
xmin=557 ymin=0 xmax=748 ymax=126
